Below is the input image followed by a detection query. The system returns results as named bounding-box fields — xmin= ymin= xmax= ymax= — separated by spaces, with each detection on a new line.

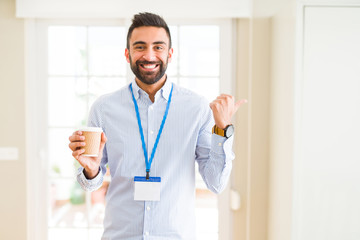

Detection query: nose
xmin=142 ymin=48 xmax=157 ymax=62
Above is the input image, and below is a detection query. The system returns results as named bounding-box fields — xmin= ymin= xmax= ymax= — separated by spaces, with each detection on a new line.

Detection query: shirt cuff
xmin=211 ymin=133 xmax=235 ymax=161
xmin=77 ymin=167 xmax=103 ymax=192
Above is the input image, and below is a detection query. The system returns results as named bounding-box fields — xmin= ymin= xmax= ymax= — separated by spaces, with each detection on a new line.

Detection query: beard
xmin=129 ymin=55 xmax=168 ymax=85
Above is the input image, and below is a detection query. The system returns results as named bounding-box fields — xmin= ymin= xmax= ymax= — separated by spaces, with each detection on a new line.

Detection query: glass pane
xmin=179 ymin=78 xmax=219 ymax=102
xmin=179 ymin=26 xmax=219 ymax=76
xmin=88 ymin=27 xmax=127 ymax=76
xmin=167 ymin=26 xmax=179 ymax=77
xmin=89 ymin=229 xmax=104 ymax=240
xmin=48 ymin=228 xmax=88 ymax=240
xmin=48 ymin=26 xmax=87 ymax=76
xmin=48 ymin=128 xmax=77 ymax=178
xmin=197 ymin=232 xmax=218 ymax=240
xmin=196 ymin=191 xmax=218 ymax=240
xmin=48 ymin=77 xmax=88 ymax=127
xmin=88 ymin=77 xmax=126 ymax=97
xmin=49 ymin=179 xmax=88 ymax=228
xmin=88 ymin=77 xmax=126 ymax=108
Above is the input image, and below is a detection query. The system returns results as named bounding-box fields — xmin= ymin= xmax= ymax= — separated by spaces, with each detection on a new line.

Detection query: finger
xmin=218 ymin=93 xmax=232 ymax=97
xmin=72 ymin=130 xmax=83 ymax=135
xmin=69 ymin=134 xmax=85 ymax=142
xmin=69 ymin=131 xmax=83 ymax=142
xmin=216 ymin=95 xmax=227 ymax=101
xmin=218 ymin=93 xmax=233 ymax=98
xmin=98 ymin=132 xmax=108 ymax=152
xmin=101 ymin=132 xmax=107 ymax=143
xmin=217 ymin=95 xmax=234 ymax=104
xmin=235 ymin=99 xmax=248 ymax=110
xmin=72 ymin=148 xmax=85 ymax=160
xmin=209 ymin=101 xmax=222 ymax=111
xmin=69 ymin=141 xmax=86 ymax=151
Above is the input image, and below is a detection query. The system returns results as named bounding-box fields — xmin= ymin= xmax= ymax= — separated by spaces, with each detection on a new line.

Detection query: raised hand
xmin=209 ymin=94 xmax=247 ymax=129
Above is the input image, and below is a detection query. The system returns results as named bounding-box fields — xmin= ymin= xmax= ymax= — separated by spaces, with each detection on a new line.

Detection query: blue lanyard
xmin=129 ymin=82 xmax=173 ymax=179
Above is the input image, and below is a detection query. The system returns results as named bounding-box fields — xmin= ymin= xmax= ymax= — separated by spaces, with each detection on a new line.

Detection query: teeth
xmin=143 ymin=64 xmax=156 ymax=69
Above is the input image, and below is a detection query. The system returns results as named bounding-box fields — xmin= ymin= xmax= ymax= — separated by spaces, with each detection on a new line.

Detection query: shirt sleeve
xmin=195 ymin=103 xmax=235 ymax=194
xmin=77 ymin=166 xmax=104 ymax=192
xmin=76 ymin=98 xmax=108 ymax=192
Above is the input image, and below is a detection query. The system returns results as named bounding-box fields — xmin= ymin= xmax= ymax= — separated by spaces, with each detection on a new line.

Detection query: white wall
xmin=16 ymin=0 xmax=251 ymax=18
xmin=294 ymin=6 xmax=360 ymax=240
xmin=0 ymin=0 xmax=26 ymax=239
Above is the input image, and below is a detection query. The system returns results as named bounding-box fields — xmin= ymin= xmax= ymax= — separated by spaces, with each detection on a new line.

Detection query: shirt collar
xmin=131 ymin=78 xmax=172 ymax=101
xmin=160 ymin=78 xmax=172 ymax=101
xmin=130 ymin=79 xmax=141 ymax=100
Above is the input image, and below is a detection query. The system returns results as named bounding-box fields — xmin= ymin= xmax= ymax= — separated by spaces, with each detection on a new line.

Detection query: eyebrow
xmin=153 ymin=41 xmax=167 ymax=46
xmin=133 ymin=41 xmax=167 ymax=46
xmin=133 ymin=41 xmax=146 ymax=46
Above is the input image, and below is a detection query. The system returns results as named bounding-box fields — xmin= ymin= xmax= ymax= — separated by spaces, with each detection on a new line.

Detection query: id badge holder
xmin=134 ymin=176 xmax=161 ymax=201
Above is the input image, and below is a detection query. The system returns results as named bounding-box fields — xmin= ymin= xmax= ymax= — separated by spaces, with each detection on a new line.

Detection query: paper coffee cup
xmin=79 ymin=127 xmax=103 ymax=157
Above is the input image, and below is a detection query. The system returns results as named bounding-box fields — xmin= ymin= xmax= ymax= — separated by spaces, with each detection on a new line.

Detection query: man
xmin=69 ymin=12 xmax=246 ymax=240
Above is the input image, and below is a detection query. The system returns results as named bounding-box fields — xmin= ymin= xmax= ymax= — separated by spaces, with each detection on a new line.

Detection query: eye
xmin=135 ymin=46 xmax=145 ymax=50
xmin=155 ymin=46 xmax=164 ymax=50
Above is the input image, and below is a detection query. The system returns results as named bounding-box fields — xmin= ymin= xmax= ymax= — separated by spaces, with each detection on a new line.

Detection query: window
xmin=26 ymin=19 xmax=234 ymax=240
xmin=47 ymin=25 xmax=126 ymax=240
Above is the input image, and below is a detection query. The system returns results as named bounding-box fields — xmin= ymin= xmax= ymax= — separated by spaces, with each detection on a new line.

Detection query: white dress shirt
xmin=77 ymin=79 xmax=235 ymax=240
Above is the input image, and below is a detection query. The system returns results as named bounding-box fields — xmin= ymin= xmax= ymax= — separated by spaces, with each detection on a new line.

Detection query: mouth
xmin=139 ymin=62 xmax=160 ymax=71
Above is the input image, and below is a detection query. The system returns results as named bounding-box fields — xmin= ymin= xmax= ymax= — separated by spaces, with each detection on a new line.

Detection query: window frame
xmin=25 ymin=18 xmax=235 ymax=240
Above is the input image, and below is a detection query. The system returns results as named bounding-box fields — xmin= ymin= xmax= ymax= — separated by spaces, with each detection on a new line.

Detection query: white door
xmin=294 ymin=6 xmax=360 ymax=240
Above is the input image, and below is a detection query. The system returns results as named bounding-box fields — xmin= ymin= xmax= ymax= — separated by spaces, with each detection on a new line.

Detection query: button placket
xmin=143 ymin=202 xmax=152 ymax=238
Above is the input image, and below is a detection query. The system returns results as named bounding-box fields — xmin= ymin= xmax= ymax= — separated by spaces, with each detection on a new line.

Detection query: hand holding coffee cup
xmin=68 ymin=127 xmax=107 ymax=179
xmin=79 ymin=127 xmax=103 ymax=156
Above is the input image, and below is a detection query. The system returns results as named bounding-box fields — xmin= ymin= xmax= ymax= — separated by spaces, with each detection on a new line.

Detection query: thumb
xmin=235 ymin=99 xmax=248 ymax=111
xmin=99 ymin=132 xmax=107 ymax=151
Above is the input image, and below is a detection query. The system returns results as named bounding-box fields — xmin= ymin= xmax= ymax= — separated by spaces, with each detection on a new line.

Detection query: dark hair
xmin=126 ymin=12 xmax=172 ymax=49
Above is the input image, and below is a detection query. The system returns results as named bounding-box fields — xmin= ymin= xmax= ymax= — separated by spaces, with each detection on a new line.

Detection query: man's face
xmin=125 ymin=26 xmax=173 ymax=85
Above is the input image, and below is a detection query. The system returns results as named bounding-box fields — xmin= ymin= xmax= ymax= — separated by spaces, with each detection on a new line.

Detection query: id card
xmin=134 ymin=176 xmax=161 ymax=201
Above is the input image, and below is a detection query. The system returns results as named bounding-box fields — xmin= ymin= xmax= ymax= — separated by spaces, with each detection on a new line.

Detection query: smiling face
xmin=125 ymin=26 xmax=173 ymax=85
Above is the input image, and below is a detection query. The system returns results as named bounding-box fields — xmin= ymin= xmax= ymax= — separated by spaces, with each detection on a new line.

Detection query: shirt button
xmin=145 ymin=231 xmax=149 ymax=236
xmin=149 ymin=106 xmax=153 ymax=110
xmin=218 ymin=142 xmax=222 ymax=146
xmin=150 ymin=130 xmax=154 ymax=134
xmin=147 ymin=206 xmax=151 ymax=211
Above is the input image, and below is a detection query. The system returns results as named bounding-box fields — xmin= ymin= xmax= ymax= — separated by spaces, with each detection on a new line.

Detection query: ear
xmin=125 ymin=48 xmax=130 ymax=63
xmin=167 ymin=48 xmax=174 ymax=63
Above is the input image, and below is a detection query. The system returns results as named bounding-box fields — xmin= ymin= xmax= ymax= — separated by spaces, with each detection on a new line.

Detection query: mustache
xmin=136 ymin=60 xmax=162 ymax=65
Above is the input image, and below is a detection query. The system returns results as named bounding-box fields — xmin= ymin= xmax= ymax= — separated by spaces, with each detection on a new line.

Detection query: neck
xmin=135 ymin=75 xmax=167 ymax=102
